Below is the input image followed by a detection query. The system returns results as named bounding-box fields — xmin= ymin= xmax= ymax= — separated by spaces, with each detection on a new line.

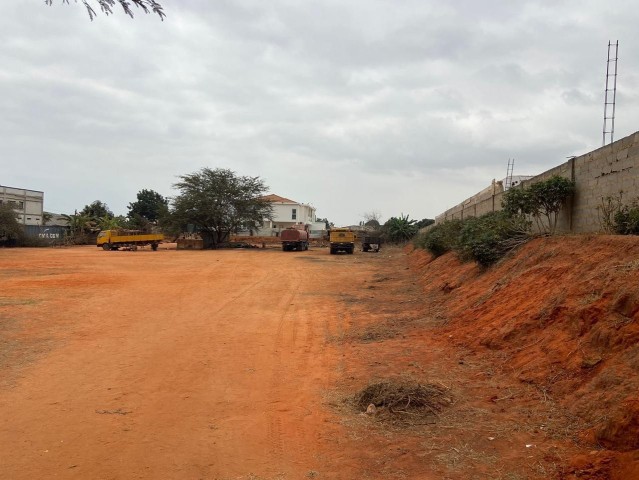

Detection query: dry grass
xmin=353 ymin=379 xmax=453 ymax=426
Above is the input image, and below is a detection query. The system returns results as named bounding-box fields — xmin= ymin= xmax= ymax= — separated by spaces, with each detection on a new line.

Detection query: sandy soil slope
xmin=0 ymin=238 xmax=637 ymax=479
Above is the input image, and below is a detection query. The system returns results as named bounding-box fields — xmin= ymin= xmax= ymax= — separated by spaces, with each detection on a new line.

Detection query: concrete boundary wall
xmin=435 ymin=130 xmax=639 ymax=233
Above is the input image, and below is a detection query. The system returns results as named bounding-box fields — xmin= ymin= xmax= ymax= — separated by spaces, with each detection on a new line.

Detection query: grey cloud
xmin=1 ymin=1 xmax=639 ymax=224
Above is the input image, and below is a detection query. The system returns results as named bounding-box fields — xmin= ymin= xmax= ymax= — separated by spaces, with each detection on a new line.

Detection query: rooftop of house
xmin=261 ymin=194 xmax=297 ymax=204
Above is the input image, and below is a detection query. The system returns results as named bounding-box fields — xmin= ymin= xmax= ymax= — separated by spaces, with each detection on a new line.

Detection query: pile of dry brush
xmin=354 ymin=380 xmax=453 ymax=425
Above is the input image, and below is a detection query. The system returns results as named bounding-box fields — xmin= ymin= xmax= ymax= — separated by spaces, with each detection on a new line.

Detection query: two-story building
xmin=259 ymin=194 xmax=317 ymax=236
xmin=0 ymin=185 xmax=44 ymax=225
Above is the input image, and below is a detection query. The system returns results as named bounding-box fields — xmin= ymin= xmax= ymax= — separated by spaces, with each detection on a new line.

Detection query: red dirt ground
xmin=0 ymin=237 xmax=637 ymax=479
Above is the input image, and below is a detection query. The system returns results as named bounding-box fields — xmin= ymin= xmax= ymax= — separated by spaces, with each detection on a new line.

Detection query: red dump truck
xmin=281 ymin=226 xmax=309 ymax=251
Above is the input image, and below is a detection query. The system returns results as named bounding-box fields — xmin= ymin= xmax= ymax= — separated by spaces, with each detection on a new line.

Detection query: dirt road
xmin=0 ymin=244 xmax=613 ymax=479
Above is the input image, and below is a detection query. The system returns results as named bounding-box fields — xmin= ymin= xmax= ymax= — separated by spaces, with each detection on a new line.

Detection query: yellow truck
xmin=329 ymin=228 xmax=355 ymax=254
xmin=97 ymin=229 xmax=164 ymax=251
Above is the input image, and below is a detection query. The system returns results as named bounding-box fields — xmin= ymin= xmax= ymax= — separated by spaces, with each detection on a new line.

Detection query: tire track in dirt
xmin=0 ymin=247 xmax=364 ymax=479
xmin=266 ymin=265 xmax=303 ymax=467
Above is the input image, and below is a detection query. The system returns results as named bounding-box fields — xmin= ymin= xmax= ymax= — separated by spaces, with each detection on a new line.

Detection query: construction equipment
xmin=362 ymin=235 xmax=382 ymax=253
xmin=97 ymin=229 xmax=164 ymax=251
xmin=329 ymin=228 xmax=355 ymax=254
xmin=280 ymin=226 xmax=309 ymax=251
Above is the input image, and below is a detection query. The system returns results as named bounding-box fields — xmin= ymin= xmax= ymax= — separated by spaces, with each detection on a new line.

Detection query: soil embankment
xmin=407 ymin=235 xmax=639 ymax=478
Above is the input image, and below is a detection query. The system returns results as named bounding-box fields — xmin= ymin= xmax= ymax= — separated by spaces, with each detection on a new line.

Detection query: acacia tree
xmin=170 ymin=168 xmax=273 ymax=249
xmin=45 ymin=0 xmax=165 ymax=21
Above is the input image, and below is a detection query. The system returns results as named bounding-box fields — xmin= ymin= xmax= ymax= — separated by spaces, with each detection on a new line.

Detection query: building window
xmin=292 ymin=208 xmax=297 ymax=220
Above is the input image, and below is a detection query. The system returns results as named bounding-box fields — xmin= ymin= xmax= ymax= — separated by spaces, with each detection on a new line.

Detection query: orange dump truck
xmin=280 ymin=226 xmax=309 ymax=251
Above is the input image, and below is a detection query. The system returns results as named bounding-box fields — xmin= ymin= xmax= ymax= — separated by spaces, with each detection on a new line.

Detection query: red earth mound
xmin=408 ymin=235 xmax=639 ymax=478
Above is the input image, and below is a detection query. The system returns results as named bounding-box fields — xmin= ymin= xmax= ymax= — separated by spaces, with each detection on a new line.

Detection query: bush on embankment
xmin=414 ymin=212 xmax=530 ymax=267
xmin=415 ymin=175 xmax=576 ymax=267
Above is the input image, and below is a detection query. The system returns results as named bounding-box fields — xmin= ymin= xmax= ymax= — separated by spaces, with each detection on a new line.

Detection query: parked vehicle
xmin=329 ymin=228 xmax=355 ymax=254
xmin=281 ymin=226 xmax=309 ymax=251
xmin=97 ymin=229 xmax=164 ymax=251
xmin=362 ymin=235 xmax=382 ymax=252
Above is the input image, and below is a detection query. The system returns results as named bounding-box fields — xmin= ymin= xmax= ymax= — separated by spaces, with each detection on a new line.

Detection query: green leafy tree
xmin=383 ymin=214 xmax=418 ymax=243
xmin=45 ymin=0 xmax=165 ymax=21
xmin=127 ymin=189 xmax=168 ymax=223
xmin=81 ymin=200 xmax=113 ymax=223
xmin=502 ymin=186 xmax=535 ymax=217
xmin=502 ymin=175 xmax=575 ymax=235
xmin=61 ymin=212 xmax=92 ymax=235
xmin=528 ymin=176 xmax=575 ymax=235
xmin=0 ymin=203 xmax=24 ymax=246
xmin=170 ymin=168 xmax=273 ymax=248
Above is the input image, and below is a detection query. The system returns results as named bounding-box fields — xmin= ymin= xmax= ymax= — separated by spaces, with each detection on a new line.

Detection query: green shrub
xmin=413 ymin=219 xmax=463 ymax=257
xmin=457 ymin=211 xmax=531 ymax=267
xmin=614 ymin=201 xmax=639 ymax=235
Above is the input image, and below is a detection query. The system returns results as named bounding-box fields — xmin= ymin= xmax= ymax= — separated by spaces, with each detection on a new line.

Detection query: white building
xmin=258 ymin=194 xmax=317 ymax=236
xmin=0 ymin=185 xmax=44 ymax=225
xmin=503 ymin=175 xmax=534 ymax=190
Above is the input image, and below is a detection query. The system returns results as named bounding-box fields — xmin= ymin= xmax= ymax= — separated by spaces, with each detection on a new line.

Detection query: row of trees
xmin=3 ymin=166 xmax=433 ymax=248
xmin=360 ymin=211 xmax=434 ymax=244
xmin=56 ymin=168 xmax=272 ymax=248
xmin=60 ymin=189 xmax=169 ymax=243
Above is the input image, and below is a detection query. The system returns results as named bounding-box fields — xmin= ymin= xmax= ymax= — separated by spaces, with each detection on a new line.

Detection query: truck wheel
xmin=151 ymin=243 xmax=158 ymax=251
xmin=102 ymin=243 xmax=111 ymax=251
xmin=329 ymin=247 xmax=335 ymax=255
xmin=348 ymin=247 xmax=354 ymax=254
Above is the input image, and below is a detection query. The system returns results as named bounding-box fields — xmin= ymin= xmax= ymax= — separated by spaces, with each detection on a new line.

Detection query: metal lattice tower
xmin=506 ymin=158 xmax=515 ymax=190
xmin=603 ymin=41 xmax=619 ymax=146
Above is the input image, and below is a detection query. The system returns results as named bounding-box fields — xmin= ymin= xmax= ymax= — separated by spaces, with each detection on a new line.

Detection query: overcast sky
xmin=1 ymin=1 xmax=638 ymax=225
